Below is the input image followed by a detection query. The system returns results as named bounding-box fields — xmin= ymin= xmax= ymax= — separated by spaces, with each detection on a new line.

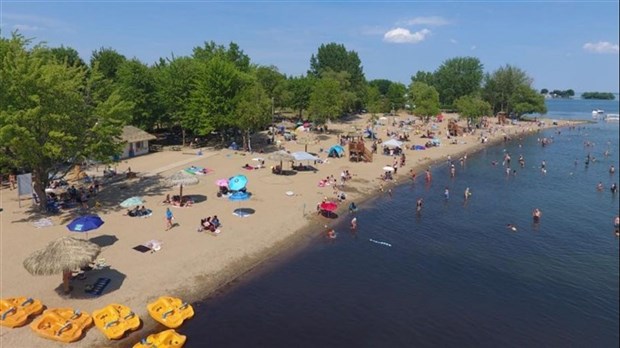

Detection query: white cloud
xmin=13 ymin=24 xmax=42 ymax=32
xmin=400 ymin=16 xmax=449 ymax=27
xmin=450 ymin=38 xmax=458 ymax=44
xmin=383 ymin=28 xmax=431 ymax=44
xmin=582 ymin=41 xmax=619 ymax=54
xmin=470 ymin=45 xmax=477 ymax=50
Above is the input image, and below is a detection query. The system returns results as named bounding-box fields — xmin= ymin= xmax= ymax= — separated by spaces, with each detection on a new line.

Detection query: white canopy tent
xmin=381 ymin=139 xmax=404 ymax=149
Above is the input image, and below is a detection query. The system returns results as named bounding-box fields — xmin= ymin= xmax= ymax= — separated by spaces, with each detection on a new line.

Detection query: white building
xmin=119 ymin=126 xmax=156 ymax=159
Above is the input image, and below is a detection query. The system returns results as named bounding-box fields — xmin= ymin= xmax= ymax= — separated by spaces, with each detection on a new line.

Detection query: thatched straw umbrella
xmin=23 ymin=236 xmax=101 ymax=294
xmin=167 ymin=170 xmax=199 ymax=199
xmin=267 ymin=150 xmax=295 ymax=170
xmin=296 ymin=135 xmax=315 ymax=152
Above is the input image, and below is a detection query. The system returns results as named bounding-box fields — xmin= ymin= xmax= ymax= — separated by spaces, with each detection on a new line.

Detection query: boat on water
xmin=605 ymin=113 xmax=619 ymax=122
xmin=592 ymin=109 xmax=605 ymax=119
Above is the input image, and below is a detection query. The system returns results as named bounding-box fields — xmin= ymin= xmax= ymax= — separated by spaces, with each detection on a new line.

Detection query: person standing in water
xmin=464 ymin=187 xmax=471 ymax=201
xmin=444 ymin=187 xmax=450 ymax=200
xmin=532 ymin=208 xmax=542 ymax=222
xmin=350 ymin=217 xmax=357 ymax=230
xmin=416 ymin=198 xmax=423 ymax=212
xmin=614 ymin=216 xmax=619 ymax=236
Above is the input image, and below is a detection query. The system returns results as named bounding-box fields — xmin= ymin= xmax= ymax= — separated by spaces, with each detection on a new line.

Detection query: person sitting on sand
xmin=200 ymin=217 xmax=212 ymax=231
xmin=211 ymin=215 xmax=220 ymax=229
xmin=163 ymin=194 xmax=171 ymax=204
xmin=138 ymin=205 xmax=148 ymax=216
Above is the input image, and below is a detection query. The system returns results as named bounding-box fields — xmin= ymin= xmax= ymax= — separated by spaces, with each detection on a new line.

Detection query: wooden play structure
xmin=448 ymin=119 xmax=464 ymax=137
xmin=497 ymin=111 xmax=508 ymax=125
xmin=348 ymin=135 xmax=373 ymax=163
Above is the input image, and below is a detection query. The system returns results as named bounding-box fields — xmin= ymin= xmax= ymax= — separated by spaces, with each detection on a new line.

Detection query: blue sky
xmin=1 ymin=1 xmax=619 ymax=92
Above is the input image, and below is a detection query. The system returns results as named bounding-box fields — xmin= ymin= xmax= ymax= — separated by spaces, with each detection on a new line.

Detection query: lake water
xmin=173 ymin=99 xmax=619 ymax=347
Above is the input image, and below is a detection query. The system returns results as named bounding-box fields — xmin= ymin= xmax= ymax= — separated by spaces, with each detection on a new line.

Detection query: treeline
xmin=581 ymin=92 xmax=616 ymax=100
xmin=540 ymin=89 xmax=575 ymax=98
xmin=0 ymin=32 xmax=547 ymax=209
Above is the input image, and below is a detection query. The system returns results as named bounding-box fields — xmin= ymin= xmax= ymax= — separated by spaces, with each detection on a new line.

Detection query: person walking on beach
xmin=165 ymin=207 xmax=174 ymax=230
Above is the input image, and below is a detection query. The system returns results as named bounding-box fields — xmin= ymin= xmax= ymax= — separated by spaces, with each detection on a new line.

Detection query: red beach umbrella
xmin=320 ymin=201 xmax=338 ymax=212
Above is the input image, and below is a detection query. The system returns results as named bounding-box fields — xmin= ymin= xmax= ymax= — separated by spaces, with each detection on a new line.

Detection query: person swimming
xmin=506 ymin=224 xmax=517 ymax=232
xmin=532 ymin=208 xmax=542 ymax=222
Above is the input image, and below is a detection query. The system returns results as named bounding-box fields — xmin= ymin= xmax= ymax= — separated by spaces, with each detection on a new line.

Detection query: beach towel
xmin=33 ymin=218 xmax=53 ymax=228
xmin=85 ymin=278 xmax=111 ymax=296
xmin=144 ymin=239 xmax=163 ymax=251
xmin=133 ymin=245 xmax=151 ymax=253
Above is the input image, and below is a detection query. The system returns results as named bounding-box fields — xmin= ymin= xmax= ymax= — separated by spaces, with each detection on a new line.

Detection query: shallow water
xmin=175 ymin=101 xmax=619 ymax=347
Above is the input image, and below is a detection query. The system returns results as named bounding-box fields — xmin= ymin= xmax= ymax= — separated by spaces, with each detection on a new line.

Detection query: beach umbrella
xmin=292 ymin=151 xmax=320 ymax=162
xmin=215 ymin=178 xmax=229 ymax=187
xmin=120 ymin=196 xmax=143 ymax=208
xmin=228 ymin=191 xmax=251 ymax=201
xmin=296 ymin=136 xmax=315 ymax=152
xmin=23 ymin=236 xmax=101 ymax=294
xmin=67 ymin=215 xmax=104 ymax=238
xmin=228 ymin=175 xmax=248 ymax=191
xmin=383 ymin=166 xmax=395 ymax=172
xmin=167 ymin=170 xmax=199 ymax=199
xmin=320 ymin=201 xmax=338 ymax=212
xmin=382 ymin=139 xmax=403 ymax=149
xmin=268 ymin=150 xmax=295 ymax=169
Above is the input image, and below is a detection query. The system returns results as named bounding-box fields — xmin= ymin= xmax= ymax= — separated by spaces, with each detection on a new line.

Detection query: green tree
xmin=192 ymin=41 xmax=251 ymax=72
xmin=286 ymin=75 xmax=313 ymax=118
xmin=90 ymin=47 xmax=126 ymax=80
xmin=386 ymin=82 xmax=407 ymax=111
xmin=234 ymin=81 xmax=271 ymax=150
xmin=40 ymin=45 xmax=86 ymax=68
xmin=455 ymin=95 xmax=492 ymax=122
xmin=308 ymin=43 xmax=366 ymax=111
xmin=482 ymin=64 xmax=541 ymax=115
xmin=188 ymin=56 xmax=245 ymax=140
xmin=116 ymin=59 xmax=159 ymax=130
xmin=510 ymin=85 xmax=547 ymax=117
xmin=155 ymin=56 xmax=199 ymax=143
xmin=308 ymin=77 xmax=343 ymax=125
xmin=368 ymin=79 xmax=393 ymax=95
xmin=433 ymin=56 xmax=484 ymax=108
xmin=254 ymin=65 xmax=286 ymax=110
xmin=366 ymin=85 xmax=390 ymax=116
xmin=0 ymin=35 xmax=131 ymax=210
xmin=409 ymin=82 xmax=440 ymax=122
xmin=540 ymin=88 xmax=549 ymax=94
xmin=411 ymin=70 xmax=435 ymax=87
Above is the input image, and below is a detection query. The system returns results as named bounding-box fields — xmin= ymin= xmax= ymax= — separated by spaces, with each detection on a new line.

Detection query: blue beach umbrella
xmin=67 ymin=215 xmax=104 ymax=233
xmin=120 ymin=196 xmax=144 ymax=208
xmin=228 ymin=175 xmax=248 ymax=191
xmin=228 ymin=191 xmax=251 ymax=201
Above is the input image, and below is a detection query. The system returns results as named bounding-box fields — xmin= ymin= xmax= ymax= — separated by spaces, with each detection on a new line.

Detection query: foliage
xmin=234 ymin=81 xmax=271 ymax=149
xmin=366 ymin=85 xmax=390 ymax=115
xmin=285 ymin=75 xmax=314 ymax=117
xmin=368 ymin=79 xmax=393 ymax=95
xmin=308 ymin=77 xmax=343 ymax=125
xmin=90 ymin=47 xmax=126 ymax=80
xmin=386 ymin=82 xmax=407 ymax=110
xmin=546 ymin=89 xmax=575 ymax=98
xmin=481 ymin=64 xmax=545 ymax=116
xmin=410 ymin=70 xmax=435 ymax=87
xmin=540 ymin=88 xmax=549 ymax=94
xmin=40 ymin=45 xmax=86 ymax=68
xmin=192 ymin=41 xmax=251 ymax=72
xmin=455 ymin=95 xmax=492 ymax=121
xmin=581 ymin=91 xmax=615 ymax=100
xmin=409 ymin=82 xmax=440 ymax=121
xmin=308 ymin=42 xmax=366 ymax=111
xmin=0 ymin=34 xmax=131 ymax=209
xmin=154 ymin=56 xmax=198 ymax=135
xmin=116 ymin=59 xmax=159 ymax=130
xmin=433 ymin=57 xmax=484 ymax=108
xmin=187 ymin=56 xmax=246 ymax=136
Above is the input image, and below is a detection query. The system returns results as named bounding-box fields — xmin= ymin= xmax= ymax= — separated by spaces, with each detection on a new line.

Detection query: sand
xmin=0 ymin=113 xmax=576 ymax=347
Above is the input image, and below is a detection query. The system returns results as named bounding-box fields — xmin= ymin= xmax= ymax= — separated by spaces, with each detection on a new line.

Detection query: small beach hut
xmin=119 ymin=126 xmax=156 ymax=159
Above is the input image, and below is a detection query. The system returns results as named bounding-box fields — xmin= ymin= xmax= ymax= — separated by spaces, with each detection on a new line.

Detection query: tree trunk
xmin=33 ymin=168 xmax=48 ymax=211
xmin=246 ymin=129 xmax=252 ymax=152
xmin=242 ymin=131 xmax=248 ymax=152
xmin=182 ymin=128 xmax=186 ymax=147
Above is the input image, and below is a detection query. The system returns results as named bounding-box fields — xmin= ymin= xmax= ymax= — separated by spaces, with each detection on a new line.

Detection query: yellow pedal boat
xmin=30 ymin=308 xmax=92 ymax=343
xmin=147 ymin=297 xmax=194 ymax=329
xmin=133 ymin=329 xmax=187 ymax=348
xmin=0 ymin=297 xmax=44 ymax=328
xmin=93 ymin=304 xmax=141 ymax=340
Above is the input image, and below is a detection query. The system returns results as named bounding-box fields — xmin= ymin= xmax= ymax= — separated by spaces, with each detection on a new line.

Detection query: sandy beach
xmin=0 ymin=113 xmax=576 ymax=347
